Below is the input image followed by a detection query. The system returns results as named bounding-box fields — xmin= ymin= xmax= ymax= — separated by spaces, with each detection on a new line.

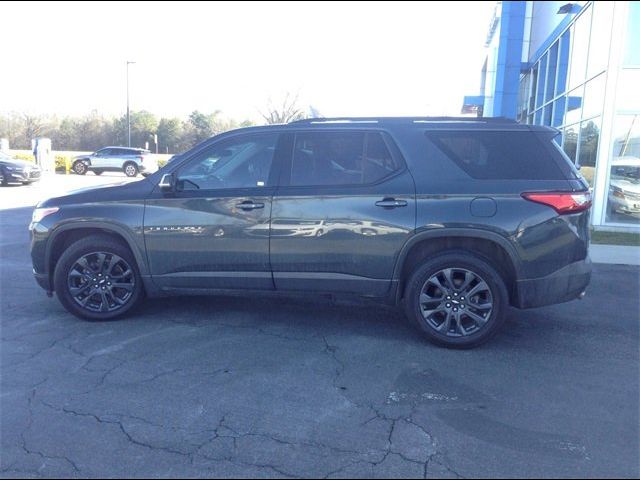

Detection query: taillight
xmin=522 ymin=191 xmax=592 ymax=214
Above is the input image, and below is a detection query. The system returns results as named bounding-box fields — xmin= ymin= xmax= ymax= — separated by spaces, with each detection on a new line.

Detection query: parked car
xmin=608 ymin=156 xmax=640 ymax=216
xmin=72 ymin=147 xmax=157 ymax=177
xmin=0 ymin=151 xmax=41 ymax=186
xmin=29 ymin=117 xmax=592 ymax=348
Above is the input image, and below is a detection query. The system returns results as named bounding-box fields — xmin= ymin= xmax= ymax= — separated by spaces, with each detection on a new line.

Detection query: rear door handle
xmin=375 ymin=198 xmax=408 ymax=208
xmin=237 ymin=201 xmax=265 ymax=210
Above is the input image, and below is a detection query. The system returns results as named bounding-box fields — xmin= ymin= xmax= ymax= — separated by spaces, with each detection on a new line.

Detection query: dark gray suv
xmin=29 ymin=117 xmax=592 ymax=347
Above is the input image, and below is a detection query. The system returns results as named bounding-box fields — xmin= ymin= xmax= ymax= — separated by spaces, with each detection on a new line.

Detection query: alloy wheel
xmin=67 ymin=251 xmax=135 ymax=313
xmin=419 ymin=268 xmax=493 ymax=337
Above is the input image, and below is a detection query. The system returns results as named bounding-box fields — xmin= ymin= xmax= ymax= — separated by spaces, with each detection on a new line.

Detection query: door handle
xmin=237 ymin=201 xmax=265 ymax=210
xmin=375 ymin=198 xmax=408 ymax=208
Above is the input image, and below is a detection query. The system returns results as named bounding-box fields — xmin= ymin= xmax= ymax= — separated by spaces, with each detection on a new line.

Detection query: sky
xmin=1 ymin=1 xmax=496 ymax=122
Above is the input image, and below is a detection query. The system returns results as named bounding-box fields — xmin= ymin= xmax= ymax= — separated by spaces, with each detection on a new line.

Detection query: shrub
xmin=13 ymin=153 xmax=71 ymax=172
xmin=14 ymin=153 xmax=35 ymax=162
xmin=55 ymin=155 xmax=72 ymax=171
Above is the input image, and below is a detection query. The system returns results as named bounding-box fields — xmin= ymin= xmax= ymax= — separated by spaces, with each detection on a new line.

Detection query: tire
xmin=403 ymin=251 xmax=508 ymax=348
xmin=0 ymin=170 xmax=8 ymax=186
xmin=73 ymin=161 xmax=88 ymax=175
xmin=93 ymin=169 xmax=104 ymax=176
xmin=53 ymin=235 xmax=143 ymax=321
xmin=123 ymin=162 xmax=138 ymax=177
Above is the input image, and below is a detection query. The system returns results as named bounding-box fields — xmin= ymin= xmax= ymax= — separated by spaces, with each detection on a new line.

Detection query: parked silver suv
xmin=72 ymin=147 xmax=157 ymax=177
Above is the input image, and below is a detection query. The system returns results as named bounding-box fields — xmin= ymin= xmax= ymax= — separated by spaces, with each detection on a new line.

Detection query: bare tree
xmin=260 ymin=93 xmax=307 ymax=124
xmin=23 ymin=113 xmax=45 ymax=146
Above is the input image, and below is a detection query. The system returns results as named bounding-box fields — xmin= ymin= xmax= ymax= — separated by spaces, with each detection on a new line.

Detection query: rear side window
xmin=426 ymin=131 xmax=565 ymax=180
xmin=291 ymin=131 xmax=399 ymax=186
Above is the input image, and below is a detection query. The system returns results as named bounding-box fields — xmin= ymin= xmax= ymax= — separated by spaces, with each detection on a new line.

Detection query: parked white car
xmin=608 ymin=156 xmax=640 ymax=215
xmin=72 ymin=147 xmax=157 ymax=177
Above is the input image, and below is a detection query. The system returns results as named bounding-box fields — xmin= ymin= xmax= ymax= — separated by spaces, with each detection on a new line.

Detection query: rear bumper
xmin=515 ymin=257 xmax=592 ymax=309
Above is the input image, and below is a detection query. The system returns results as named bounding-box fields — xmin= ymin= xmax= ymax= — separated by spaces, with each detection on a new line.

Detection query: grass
xmin=591 ymin=229 xmax=640 ymax=246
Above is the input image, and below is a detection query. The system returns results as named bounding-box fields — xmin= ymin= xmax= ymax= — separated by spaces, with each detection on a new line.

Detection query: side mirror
xmin=159 ymin=173 xmax=175 ymax=192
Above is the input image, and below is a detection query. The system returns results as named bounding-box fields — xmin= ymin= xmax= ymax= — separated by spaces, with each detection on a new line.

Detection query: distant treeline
xmin=0 ymin=111 xmax=255 ymax=154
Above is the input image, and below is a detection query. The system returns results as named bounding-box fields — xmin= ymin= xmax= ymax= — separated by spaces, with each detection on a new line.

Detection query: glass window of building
xmin=623 ymin=1 xmax=640 ymax=66
xmin=604 ymin=115 xmax=640 ymax=225
xmin=543 ymin=104 xmax=553 ymax=126
xmin=587 ymin=1 xmax=614 ymax=78
xmin=536 ymin=54 xmax=548 ymax=110
xmin=616 ymin=69 xmax=640 ymax=112
xmin=565 ymin=86 xmax=584 ymax=125
xmin=556 ymin=30 xmax=571 ymax=96
xmin=545 ymin=42 xmax=559 ymax=103
xmin=568 ymin=6 xmax=592 ymax=90
xmin=577 ymin=117 xmax=601 ymax=187
xmin=563 ymin=124 xmax=579 ymax=163
xmin=553 ymin=96 xmax=566 ymax=127
xmin=582 ymin=73 xmax=606 ymax=120
xmin=529 ymin=66 xmax=538 ymax=113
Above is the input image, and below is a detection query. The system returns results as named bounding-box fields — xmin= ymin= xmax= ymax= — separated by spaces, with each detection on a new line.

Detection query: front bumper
xmin=515 ymin=257 xmax=592 ymax=309
xmin=34 ymin=270 xmax=52 ymax=292
xmin=5 ymin=169 xmax=41 ymax=183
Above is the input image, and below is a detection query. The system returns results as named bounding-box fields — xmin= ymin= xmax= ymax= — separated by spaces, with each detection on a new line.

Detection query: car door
xmin=109 ymin=148 xmax=127 ymax=169
xmin=270 ymin=130 xmax=416 ymax=296
xmin=144 ymin=132 xmax=283 ymax=291
xmin=91 ymin=148 xmax=111 ymax=168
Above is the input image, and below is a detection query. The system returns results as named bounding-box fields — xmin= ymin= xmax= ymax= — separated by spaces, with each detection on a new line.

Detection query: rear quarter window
xmin=426 ymin=131 xmax=566 ymax=180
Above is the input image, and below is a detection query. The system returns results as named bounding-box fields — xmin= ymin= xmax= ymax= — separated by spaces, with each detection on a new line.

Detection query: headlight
xmin=5 ymin=166 xmax=17 ymax=171
xmin=32 ymin=207 xmax=59 ymax=223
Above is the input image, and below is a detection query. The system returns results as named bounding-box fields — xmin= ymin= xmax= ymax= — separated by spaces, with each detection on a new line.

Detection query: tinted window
xmin=291 ymin=132 xmax=398 ymax=186
xmin=426 ymin=131 xmax=565 ymax=180
xmin=177 ymin=133 xmax=278 ymax=190
xmin=364 ymin=133 xmax=399 ymax=183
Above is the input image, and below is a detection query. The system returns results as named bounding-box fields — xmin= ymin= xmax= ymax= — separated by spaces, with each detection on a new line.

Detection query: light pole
xmin=126 ymin=60 xmax=136 ymax=147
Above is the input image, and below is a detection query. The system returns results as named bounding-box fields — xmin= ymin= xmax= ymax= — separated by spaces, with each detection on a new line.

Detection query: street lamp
xmin=126 ymin=61 xmax=136 ymax=147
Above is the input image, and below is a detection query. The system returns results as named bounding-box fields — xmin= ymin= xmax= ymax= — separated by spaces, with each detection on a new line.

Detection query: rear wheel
xmin=73 ymin=161 xmax=88 ymax=175
xmin=404 ymin=251 xmax=508 ymax=348
xmin=53 ymin=235 xmax=143 ymax=320
xmin=123 ymin=162 xmax=138 ymax=177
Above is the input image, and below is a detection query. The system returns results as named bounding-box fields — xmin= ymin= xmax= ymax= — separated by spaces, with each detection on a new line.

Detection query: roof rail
xmin=288 ymin=116 xmax=518 ymax=125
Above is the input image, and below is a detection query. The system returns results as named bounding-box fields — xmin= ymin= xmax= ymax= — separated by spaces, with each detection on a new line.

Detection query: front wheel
xmin=73 ymin=161 xmax=88 ymax=175
xmin=404 ymin=251 xmax=508 ymax=348
xmin=53 ymin=235 xmax=143 ymax=320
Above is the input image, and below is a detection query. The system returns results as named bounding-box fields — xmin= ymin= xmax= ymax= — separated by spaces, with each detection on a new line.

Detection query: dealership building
xmin=464 ymin=1 xmax=639 ymax=231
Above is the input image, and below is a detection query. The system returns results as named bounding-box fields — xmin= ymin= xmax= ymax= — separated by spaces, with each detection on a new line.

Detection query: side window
xmin=290 ymin=132 xmax=399 ymax=186
xmin=95 ymin=148 xmax=110 ymax=156
xmin=177 ymin=133 xmax=279 ymax=190
xmin=426 ymin=131 xmax=565 ymax=180
xmin=364 ymin=133 xmax=399 ymax=183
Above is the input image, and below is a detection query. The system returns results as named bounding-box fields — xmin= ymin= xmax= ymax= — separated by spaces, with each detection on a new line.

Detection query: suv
xmin=72 ymin=147 xmax=156 ymax=177
xmin=30 ymin=117 xmax=592 ymax=348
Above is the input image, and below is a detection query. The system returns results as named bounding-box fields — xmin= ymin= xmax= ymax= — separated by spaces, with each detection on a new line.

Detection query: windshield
xmin=611 ymin=164 xmax=640 ymax=183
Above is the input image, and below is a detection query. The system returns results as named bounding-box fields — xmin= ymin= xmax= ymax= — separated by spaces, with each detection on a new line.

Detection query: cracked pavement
xmin=1 ymin=200 xmax=639 ymax=478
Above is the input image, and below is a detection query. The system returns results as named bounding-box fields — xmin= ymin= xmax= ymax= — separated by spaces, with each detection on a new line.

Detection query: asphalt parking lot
xmin=1 ymin=175 xmax=639 ymax=478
